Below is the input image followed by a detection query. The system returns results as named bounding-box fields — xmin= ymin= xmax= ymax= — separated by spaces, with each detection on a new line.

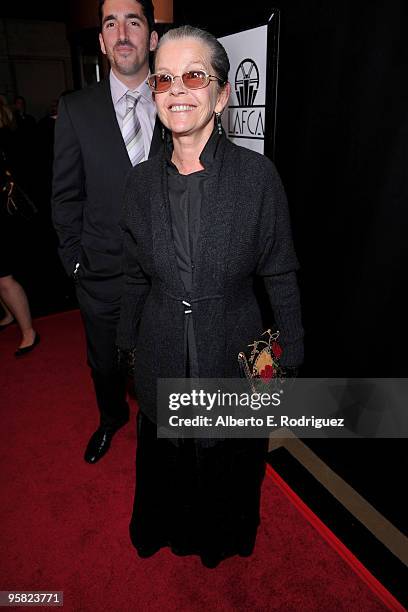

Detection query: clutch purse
xmin=238 ymin=328 xmax=284 ymax=393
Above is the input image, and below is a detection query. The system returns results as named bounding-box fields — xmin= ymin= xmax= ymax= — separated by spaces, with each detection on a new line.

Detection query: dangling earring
xmin=161 ymin=126 xmax=165 ymax=141
xmin=215 ymin=112 xmax=223 ymax=135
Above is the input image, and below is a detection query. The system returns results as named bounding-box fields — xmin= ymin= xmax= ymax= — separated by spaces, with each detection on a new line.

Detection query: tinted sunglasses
xmin=147 ymin=70 xmax=225 ymax=93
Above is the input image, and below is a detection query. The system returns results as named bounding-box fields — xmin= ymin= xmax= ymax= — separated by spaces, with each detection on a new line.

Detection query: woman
xmin=117 ymin=26 xmax=304 ymax=568
xmin=0 ymin=95 xmax=39 ymax=355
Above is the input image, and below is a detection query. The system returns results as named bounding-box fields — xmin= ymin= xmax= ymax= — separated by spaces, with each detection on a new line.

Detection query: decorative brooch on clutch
xmin=238 ymin=329 xmax=284 ymax=393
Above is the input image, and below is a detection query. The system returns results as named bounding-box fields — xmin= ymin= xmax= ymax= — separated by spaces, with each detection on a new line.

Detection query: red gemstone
xmin=272 ymin=341 xmax=283 ymax=358
xmin=260 ymin=364 xmax=275 ymax=381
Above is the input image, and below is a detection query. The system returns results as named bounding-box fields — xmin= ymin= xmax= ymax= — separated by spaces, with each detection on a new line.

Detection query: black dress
xmin=129 ymin=128 xmax=269 ymax=568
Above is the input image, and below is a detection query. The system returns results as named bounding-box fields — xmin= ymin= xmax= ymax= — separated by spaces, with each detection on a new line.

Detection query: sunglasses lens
xmin=149 ymin=74 xmax=173 ymax=92
xmin=182 ymin=71 xmax=207 ymax=89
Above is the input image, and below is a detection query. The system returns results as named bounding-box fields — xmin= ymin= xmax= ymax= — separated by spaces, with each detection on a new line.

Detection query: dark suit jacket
xmin=116 ymin=133 xmax=304 ymax=418
xmin=52 ymin=79 xmax=162 ymax=301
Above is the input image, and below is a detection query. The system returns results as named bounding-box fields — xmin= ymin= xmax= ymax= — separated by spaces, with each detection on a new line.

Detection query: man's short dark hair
xmin=98 ymin=0 xmax=155 ymax=34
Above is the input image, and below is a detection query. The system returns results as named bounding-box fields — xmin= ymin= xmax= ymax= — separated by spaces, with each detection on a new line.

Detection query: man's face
xmin=99 ymin=0 xmax=158 ymax=80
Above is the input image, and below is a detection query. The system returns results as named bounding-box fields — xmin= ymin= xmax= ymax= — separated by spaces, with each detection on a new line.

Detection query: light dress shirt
xmin=109 ymin=69 xmax=156 ymax=161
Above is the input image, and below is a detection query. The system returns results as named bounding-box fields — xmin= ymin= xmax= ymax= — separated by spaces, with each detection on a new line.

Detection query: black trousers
xmin=75 ymin=282 xmax=129 ymax=431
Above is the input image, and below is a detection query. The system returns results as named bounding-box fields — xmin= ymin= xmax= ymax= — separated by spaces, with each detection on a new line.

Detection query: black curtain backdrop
xmin=174 ymin=0 xmax=408 ymax=377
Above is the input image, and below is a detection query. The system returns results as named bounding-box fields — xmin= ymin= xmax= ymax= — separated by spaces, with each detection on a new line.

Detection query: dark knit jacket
xmin=117 ymin=133 xmax=304 ymax=417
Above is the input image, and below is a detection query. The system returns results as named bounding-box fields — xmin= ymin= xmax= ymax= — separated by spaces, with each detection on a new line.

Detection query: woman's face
xmin=153 ymin=38 xmax=230 ymax=138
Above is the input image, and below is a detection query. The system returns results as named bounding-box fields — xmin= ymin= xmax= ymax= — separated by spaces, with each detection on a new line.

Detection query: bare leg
xmin=0 ymin=297 xmax=14 ymax=325
xmin=0 ymin=276 xmax=36 ymax=348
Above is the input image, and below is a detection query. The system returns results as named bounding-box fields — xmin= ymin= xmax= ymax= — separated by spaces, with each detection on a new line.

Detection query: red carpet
xmin=0 ymin=310 xmax=402 ymax=611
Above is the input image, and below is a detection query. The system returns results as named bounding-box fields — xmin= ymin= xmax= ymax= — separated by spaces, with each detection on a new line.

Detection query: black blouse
xmin=165 ymin=126 xmax=222 ymax=377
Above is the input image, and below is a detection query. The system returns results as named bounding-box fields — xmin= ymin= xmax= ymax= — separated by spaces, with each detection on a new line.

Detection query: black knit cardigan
xmin=117 ymin=134 xmax=304 ymax=418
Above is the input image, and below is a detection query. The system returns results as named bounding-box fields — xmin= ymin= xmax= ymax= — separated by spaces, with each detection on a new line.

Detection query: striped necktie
xmin=122 ymin=93 xmax=145 ymax=166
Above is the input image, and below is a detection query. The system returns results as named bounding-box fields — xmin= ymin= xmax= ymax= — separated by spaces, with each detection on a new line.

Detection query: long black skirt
xmin=130 ymin=410 xmax=268 ymax=568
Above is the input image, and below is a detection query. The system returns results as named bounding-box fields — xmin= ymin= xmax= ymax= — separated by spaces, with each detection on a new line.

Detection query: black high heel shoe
xmin=15 ymin=332 xmax=40 ymax=357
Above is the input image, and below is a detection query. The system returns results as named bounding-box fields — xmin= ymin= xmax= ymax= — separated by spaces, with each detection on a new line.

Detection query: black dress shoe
xmin=84 ymin=428 xmax=114 ymax=464
xmin=84 ymin=417 xmax=128 ymax=464
xmin=15 ymin=332 xmax=40 ymax=357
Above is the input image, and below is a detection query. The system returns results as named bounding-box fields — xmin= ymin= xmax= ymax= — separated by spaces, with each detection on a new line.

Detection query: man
xmin=52 ymin=0 xmax=160 ymax=464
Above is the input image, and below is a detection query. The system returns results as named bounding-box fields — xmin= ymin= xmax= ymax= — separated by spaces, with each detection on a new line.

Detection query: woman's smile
xmin=168 ymin=104 xmax=196 ymax=112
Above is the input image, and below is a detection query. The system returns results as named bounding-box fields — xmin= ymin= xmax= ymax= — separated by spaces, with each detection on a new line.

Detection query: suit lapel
xmin=95 ymin=79 xmax=132 ymax=171
xmin=149 ymin=117 xmax=163 ymax=158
